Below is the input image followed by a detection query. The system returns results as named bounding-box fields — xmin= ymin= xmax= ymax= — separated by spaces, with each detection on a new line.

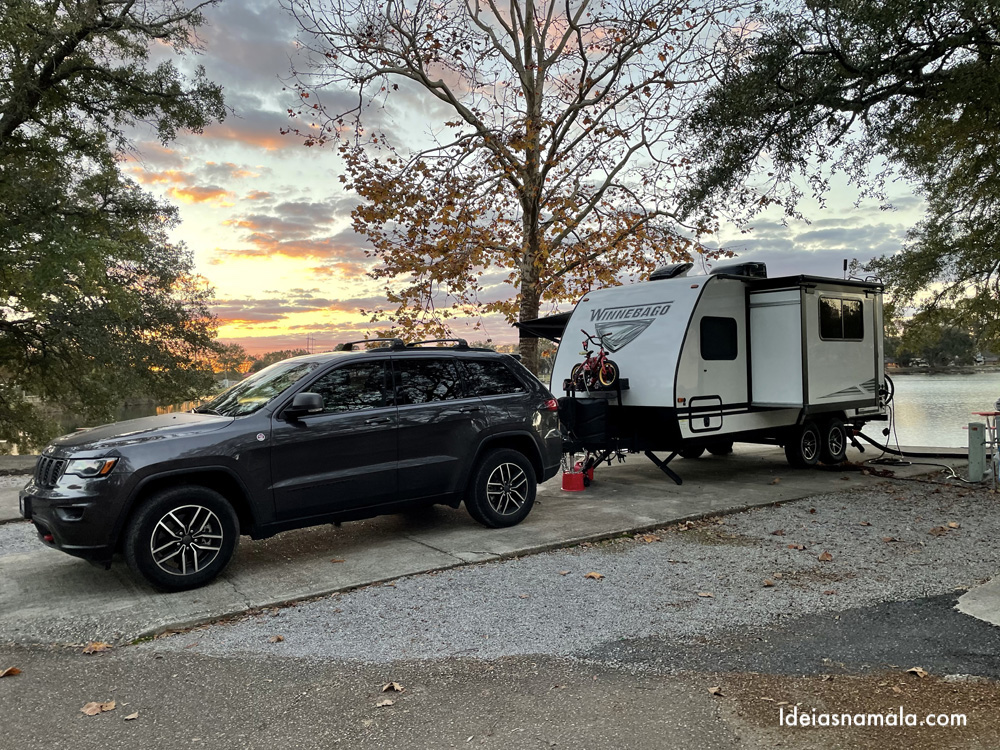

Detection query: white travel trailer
xmin=518 ymin=262 xmax=888 ymax=481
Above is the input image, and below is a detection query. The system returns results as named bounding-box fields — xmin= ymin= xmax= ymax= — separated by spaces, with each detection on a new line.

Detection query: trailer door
xmin=749 ymin=290 xmax=803 ymax=406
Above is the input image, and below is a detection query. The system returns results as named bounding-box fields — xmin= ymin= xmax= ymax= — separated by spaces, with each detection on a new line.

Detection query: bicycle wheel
xmin=598 ymin=360 xmax=619 ymax=387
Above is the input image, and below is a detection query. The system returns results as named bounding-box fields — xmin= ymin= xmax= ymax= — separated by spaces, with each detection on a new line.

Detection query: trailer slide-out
xmin=517 ymin=262 xmax=889 ymax=482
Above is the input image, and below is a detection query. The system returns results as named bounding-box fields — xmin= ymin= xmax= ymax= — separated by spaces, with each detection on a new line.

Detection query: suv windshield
xmin=194 ymin=360 xmax=322 ymax=417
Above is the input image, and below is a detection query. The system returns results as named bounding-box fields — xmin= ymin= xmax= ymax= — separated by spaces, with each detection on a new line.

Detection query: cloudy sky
xmin=131 ymin=0 xmax=923 ymax=355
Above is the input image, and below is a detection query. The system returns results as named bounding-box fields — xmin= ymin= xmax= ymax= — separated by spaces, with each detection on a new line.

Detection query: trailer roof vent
xmin=649 ymin=262 xmax=693 ymax=281
xmin=708 ymin=261 xmax=767 ymax=279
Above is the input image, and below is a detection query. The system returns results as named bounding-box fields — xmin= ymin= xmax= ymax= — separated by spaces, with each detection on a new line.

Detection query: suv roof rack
xmin=334 ymin=338 xmax=405 ymax=351
xmin=406 ymin=338 xmax=470 ymax=349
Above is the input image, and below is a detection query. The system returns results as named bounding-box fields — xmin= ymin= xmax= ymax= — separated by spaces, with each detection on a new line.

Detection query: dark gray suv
xmin=19 ymin=340 xmax=563 ymax=591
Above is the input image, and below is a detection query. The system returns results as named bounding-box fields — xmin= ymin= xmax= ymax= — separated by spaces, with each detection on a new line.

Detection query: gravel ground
xmin=0 ymin=473 xmax=28 ymax=490
xmin=145 ymin=480 xmax=1000 ymax=663
xmin=0 ymin=519 xmax=36 ymax=556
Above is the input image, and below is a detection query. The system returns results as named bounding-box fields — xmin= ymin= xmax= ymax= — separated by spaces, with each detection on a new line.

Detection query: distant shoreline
xmin=888 ymin=365 xmax=999 ymax=376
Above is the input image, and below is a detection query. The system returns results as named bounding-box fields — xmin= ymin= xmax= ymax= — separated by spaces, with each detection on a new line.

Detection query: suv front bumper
xmin=19 ymin=476 xmax=125 ymax=564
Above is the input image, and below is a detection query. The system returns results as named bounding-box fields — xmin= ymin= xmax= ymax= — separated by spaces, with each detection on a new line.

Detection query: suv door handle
xmin=364 ymin=416 xmax=393 ymax=425
xmin=460 ymin=406 xmax=482 ymax=413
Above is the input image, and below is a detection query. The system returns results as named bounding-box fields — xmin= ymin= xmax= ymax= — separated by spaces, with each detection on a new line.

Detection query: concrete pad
xmin=0 ymin=445 xmax=968 ymax=645
xmin=958 ymin=579 xmax=1000 ymax=627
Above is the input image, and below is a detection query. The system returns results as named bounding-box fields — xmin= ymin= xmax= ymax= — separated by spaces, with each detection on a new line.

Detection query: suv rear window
xmin=394 ymin=359 xmax=463 ymax=404
xmin=462 ymin=360 xmax=525 ymax=396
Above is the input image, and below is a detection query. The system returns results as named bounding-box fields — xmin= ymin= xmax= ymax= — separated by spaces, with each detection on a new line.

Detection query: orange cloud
xmin=167 ymin=186 xmax=235 ymax=204
xmin=202 ymin=123 xmax=290 ymax=151
xmin=131 ymin=169 xmax=193 ymax=185
xmin=244 ymin=190 xmax=272 ymax=201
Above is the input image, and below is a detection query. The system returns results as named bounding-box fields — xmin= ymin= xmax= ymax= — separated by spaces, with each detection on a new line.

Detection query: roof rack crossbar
xmin=406 ymin=338 xmax=469 ymax=349
xmin=335 ymin=338 xmax=406 ymax=351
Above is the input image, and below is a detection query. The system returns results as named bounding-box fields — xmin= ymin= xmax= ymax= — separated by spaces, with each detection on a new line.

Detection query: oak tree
xmin=283 ymin=0 xmax=741 ymax=370
xmin=1 ymin=0 xmax=226 ymax=448
xmin=683 ymin=0 xmax=1000 ymax=349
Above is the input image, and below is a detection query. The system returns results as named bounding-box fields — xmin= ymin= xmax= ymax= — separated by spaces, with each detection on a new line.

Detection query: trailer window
xmin=700 ymin=316 xmax=738 ymax=360
xmin=820 ymin=297 xmax=864 ymax=340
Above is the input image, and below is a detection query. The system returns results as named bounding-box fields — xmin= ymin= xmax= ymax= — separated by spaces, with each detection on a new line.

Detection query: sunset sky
xmin=130 ymin=0 xmax=924 ymax=355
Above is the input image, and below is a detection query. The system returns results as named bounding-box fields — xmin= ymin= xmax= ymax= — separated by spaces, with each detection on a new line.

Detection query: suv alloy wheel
xmin=466 ymin=448 xmax=536 ymax=528
xmin=123 ymin=486 xmax=239 ymax=592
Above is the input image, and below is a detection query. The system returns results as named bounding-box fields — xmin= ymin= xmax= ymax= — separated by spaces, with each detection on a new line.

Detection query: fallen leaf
xmin=708 ymin=686 xmax=724 ymax=697
xmin=124 ymin=712 xmax=139 ymax=721
xmin=763 ymin=579 xmax=775 ymax=587
xmin=929 ymin=526 xmax=948 ymax=537
xmin=892 ymin=686 xmax=903 ymax=694
xmin=584 ymin=571 xmax=604 ymax=580
xmin=268 ymin=635 xmax=284 ymax=643
xmin=787 ymin=544 xmax=806 ymax=551
xmin=518 ymin=594 xmax=529 ymax=599
xmin=558 ymin=570 xmax=570 ymax=576
xmin=330 ymin=558 xmax=346 ymax=563
xmin=376 ymin=699 xmax=395 ymax=707
xmin=773 ymin=573 xmax=783 ymax=579
xmin=82 ymin=642 xmax=112 ymax=655
xmin=770 ymin=478 xmax=781 ymax=485
xmin=818 ymin=550 xmax=833 ymax=562
xmin=0 ymin=667 xmax=21 ymax=678
xmin=840 ymin=476 xmax=850 ymax=481
xmin=640 ymin=534 xmax=661 ymax=543
xmin=770 ymin=529 xmax=785 ymax=536
xmin=81 ymin=700 xmax=116 ymax=716
xmin=697 ymin=592 xmax=714 ymax=598
xmin=947 ymin=522 xmax=961 ymax=529
xmin=381 ymin=682 xmax=405 ymax=693
xmin=809 ymin=508 xmax=817 ymax=514
xmin=907 ymin=667 xmax=929 ymax=678
xmin=859 ymin=521 xmax=871 ymax=526
xmin=823 ymin=590 xmax=837 ymax=596
xmin=882 ymin=537 xmax=898 ymax=543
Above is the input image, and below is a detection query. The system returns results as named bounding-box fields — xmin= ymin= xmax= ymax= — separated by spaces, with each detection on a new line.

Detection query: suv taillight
xmin=541 ymin=398 xmax=559 ymax=412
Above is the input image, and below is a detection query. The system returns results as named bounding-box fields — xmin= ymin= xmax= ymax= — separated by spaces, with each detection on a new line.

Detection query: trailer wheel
xmin=784 ymin=421 xmax=820 ymax=468
xmin=679 ymin=446 xmax=705 ymax=459
xmin=707 ymin=441 xmax=734 ymax=456
xmin=819 ymin=418 xmax=848 ymax=465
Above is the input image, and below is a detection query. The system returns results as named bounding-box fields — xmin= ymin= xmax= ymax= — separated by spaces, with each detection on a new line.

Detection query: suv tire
xmin=466 ymin=448 xmax=536 ymax=528
xmin=124 ymin=486 xmax=239 ymax=592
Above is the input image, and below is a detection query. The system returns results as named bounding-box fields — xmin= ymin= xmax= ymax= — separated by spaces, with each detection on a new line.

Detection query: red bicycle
xmin=571 ymin=329 xmax=619 ymax=389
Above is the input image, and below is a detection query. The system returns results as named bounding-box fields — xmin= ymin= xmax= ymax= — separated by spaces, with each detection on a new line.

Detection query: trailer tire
xmin=679 ymin=446 xmax=705 ymax=459
xmin=784 ymin=421 xmax=820 ymax=468
xmin=707 ymin=441 xmax=734 ymax=456
xmin=819 ymin=418 xmax=848 ymax=465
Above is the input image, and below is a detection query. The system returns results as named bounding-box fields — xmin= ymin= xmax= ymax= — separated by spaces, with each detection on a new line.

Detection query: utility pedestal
xmin=969 ymin=422 xmax=987 ymax=482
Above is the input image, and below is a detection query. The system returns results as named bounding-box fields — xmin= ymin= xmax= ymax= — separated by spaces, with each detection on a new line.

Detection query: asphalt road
xmin=3 ymin=477 xmax=999 ymax=750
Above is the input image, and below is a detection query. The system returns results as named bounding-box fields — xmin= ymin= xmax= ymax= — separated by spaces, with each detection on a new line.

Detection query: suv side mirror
xmin=284 ymin=392 xmax=324 ymax=420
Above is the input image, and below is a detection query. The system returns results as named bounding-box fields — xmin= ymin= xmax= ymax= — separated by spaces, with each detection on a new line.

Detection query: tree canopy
xmin=283 ymin=0 xmax=743 ymax=370
xmin=0 ymin=0 xmax=226 ymax=449
xmin=682 ymin=0 xmax=1000 ymax=349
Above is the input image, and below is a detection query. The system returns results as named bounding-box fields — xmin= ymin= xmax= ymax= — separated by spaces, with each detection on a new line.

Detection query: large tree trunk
xmin=518 ymin=273 xmax=542 ymax=374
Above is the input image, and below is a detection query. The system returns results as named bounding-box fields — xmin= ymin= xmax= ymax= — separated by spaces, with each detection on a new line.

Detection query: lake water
xmin=889 ymin=371 xmax=1000 ymax=449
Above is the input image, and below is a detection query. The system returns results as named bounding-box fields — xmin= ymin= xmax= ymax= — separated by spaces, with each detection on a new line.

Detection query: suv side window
xmin=394 ymin=358 xmax=463 ymax=404
xmin=462 ymin=359 xmax=525 ymax=396
xmin=308 ymin=362 xmax=388 ymax=413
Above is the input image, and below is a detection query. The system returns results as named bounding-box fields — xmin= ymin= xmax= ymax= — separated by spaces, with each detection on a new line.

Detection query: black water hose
xmin=855 ymin=430 xmax=969 ymax=460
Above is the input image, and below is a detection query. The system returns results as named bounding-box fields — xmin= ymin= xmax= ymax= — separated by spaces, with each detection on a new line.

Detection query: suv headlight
xmin=64 ymin=458 xmax=118 ymax=478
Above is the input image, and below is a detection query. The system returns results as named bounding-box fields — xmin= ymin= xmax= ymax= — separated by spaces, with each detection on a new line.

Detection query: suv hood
xmin=51 ymin=412 xmax=235 ymax=450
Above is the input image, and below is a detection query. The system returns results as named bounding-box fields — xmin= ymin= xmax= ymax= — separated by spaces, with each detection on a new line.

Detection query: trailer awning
xmin=513 ymin=312 xmax=571 ymax=343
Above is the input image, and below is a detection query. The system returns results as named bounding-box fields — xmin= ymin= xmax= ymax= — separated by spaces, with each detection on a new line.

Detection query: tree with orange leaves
xmin=283 ymin=0 xmax=740 ymax=371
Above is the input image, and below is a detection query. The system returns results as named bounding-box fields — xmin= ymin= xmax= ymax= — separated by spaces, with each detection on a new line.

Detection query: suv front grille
xmin=35 ymin=457 xmax=67 ymax=488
